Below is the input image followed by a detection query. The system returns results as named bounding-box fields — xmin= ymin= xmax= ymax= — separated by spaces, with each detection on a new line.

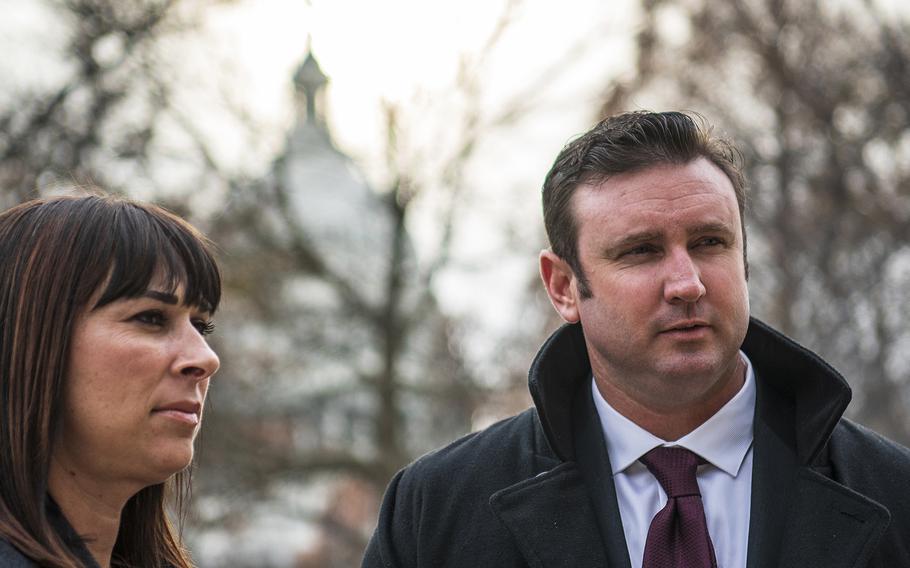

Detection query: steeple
xmin=293 ymin=40 xmax=328 ymax=126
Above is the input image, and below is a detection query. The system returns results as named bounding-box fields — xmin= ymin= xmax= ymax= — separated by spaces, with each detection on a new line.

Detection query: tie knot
xmin=639 ymin=447 xmax=704 ymax=498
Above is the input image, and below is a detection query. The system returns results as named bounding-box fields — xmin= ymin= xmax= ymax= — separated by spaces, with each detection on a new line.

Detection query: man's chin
xmin=653 ymin=353 xmax=726 ymax=380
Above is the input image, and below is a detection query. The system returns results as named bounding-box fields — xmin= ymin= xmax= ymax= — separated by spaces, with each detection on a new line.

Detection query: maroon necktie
xmin=640 ymin=447 xmax=718 ymax=568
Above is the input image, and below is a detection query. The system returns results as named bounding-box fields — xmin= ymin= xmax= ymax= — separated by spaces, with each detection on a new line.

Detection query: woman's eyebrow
xmin=142 ymin=290 xmax=179 ymax=305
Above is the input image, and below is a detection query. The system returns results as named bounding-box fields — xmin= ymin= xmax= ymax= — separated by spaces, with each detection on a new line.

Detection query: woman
xmin=0 ymin=194 xmax=221 ymax=568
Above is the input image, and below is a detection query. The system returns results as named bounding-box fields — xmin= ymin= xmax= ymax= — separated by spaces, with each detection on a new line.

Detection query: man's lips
xmin=659 ymin=320 xmax=711 ymax=334
xmin=152 ymin=401 xmax=202 ymax=425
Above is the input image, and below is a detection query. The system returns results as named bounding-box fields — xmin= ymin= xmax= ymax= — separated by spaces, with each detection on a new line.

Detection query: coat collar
xmin=498 ymin=317 xmax=890 ymax=567
xmin=527 ymin=317 xmax=853 ymax=466
xmin=515 ymin=317 xmax=889 ymax=568
xmin=747 ymin=369 xmax=890 ymax=568
xmin=526 ymin=320 xmax=589 ymax=462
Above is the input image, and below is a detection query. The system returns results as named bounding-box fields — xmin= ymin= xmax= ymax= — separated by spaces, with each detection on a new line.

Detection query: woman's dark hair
xmin=0 ymin=193 xmax=221 ymax=567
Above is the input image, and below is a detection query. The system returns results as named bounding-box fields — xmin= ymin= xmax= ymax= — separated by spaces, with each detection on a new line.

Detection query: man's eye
xmin=697 ymin=237 xmax=724 ymax=247
xmin=133 ymin=310 xmax=166 ymax=326
xmin=624 ymin=245 xmax=656 ymax=256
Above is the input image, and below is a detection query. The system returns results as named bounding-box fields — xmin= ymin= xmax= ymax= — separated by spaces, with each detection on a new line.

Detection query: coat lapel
xmin=776 ymin=469 xmax=890 ymax=568
xmin=490 ymin=462 xmax=608 ymax=568
xmin=496 ymin=324 xmax=618 ymax=567
xmin=488 ymin=381 xmax=632 ymax=568
xmin=573 ymin=378 xmax=633 ymax=568
xmin=748 ymin=369 xmax=891 ymax=568
xmin=747 ymin=370 xmax=800 ymax=568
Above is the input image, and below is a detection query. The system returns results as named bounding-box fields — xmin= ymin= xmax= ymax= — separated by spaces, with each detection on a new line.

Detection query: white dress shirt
xmin=591 ymin=352 xmax=756 ymax=568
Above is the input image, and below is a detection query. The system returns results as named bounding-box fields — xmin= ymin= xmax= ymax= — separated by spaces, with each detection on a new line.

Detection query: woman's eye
xmin=193 ymin=319 xmax=216 ymax=336
xmin=130 ymin=308 xmax=213 ymax=336
xmin=133 ymin=310 xmax=166 ymax=326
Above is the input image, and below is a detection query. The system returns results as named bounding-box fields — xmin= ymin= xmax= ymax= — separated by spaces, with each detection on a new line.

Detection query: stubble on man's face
xmin=572 ymin=158 xmax=750 ymax=428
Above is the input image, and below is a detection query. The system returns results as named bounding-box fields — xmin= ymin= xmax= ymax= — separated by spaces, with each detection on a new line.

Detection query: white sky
xmin=193 ymin=0 xmax=638 ymax=337
xmin=0 ymin=3 xmax=639 ymax=557
xmin=0 ymin=0 xmax=639 ymax=340
xmin=184 ymin=2 xmax=637 ymax=551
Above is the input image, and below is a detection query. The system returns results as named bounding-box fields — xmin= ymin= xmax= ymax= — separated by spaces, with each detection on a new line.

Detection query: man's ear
xmin=539 ymin=249 xmax=581 ymax=323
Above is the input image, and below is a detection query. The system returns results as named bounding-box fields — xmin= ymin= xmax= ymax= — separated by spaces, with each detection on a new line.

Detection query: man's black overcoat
xmin=363 ymin=319 xmax=910 ymax=567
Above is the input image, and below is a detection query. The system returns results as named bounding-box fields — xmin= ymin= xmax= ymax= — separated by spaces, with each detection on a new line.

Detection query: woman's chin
xmin=144 ymin=445 xmax=195 ymax=481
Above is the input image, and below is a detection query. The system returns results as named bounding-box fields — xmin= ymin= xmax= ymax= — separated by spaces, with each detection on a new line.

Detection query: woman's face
xmin=54 ymin=276 xmax=220 ymax=487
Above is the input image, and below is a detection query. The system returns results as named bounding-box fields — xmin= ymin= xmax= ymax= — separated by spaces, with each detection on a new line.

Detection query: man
xmin=362 ymin=111 xmax=910 ymax=567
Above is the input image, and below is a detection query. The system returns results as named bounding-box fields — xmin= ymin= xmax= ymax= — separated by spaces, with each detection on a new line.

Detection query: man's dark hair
xmin=542 ymin=110 xmax=747 ymax=298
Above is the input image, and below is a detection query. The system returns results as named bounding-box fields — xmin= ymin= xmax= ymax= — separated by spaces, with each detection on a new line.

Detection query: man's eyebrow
xmin=142 ymin=290 xmax=179 ymax=305
xmin=688 ymin=221 xmax=735 ymax=236
xmin=603 ymin=222 xmax=737 ymax=257
xmin=604 ymin=230 xmax=662 ymax=255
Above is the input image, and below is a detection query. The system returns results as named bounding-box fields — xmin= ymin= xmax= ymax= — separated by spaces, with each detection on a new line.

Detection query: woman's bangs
xmin=94 ymin=203 xmax=221 ymax=313
xmin=159 ymin=217 xmax=221 ymax=313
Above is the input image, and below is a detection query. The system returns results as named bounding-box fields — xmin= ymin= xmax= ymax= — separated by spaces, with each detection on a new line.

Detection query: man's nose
xmin=663 ymin=250 xmax=706 ymax=304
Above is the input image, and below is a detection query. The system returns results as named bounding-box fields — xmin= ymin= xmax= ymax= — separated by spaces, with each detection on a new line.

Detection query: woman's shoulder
xmin=0 ymin=538 xmax=36 ymax=567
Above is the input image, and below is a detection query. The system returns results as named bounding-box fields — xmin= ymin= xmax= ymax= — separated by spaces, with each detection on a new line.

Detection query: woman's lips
xmin=153 ymin=408 xmax=200 ymax=425
xmin=152 ymin=401 xmax=202 ymax=425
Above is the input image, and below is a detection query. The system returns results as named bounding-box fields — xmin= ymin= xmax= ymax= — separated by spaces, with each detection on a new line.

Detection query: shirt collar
xmin=592 ymin=351 xmax=756 ymax=477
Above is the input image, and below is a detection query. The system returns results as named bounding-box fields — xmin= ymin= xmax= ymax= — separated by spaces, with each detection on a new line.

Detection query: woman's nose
xmin=173 ymin=324 xmax=220 ymax=381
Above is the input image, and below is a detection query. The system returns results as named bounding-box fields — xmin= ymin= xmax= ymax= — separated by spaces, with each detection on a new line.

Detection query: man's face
xmin=544 ymin=157 xmax=750 ymax=413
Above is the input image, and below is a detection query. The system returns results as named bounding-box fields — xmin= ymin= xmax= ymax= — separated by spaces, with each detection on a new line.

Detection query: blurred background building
xmin=1 ymin=0 xmax=909 ymax=564
xmin=193 ymin=50 xmax=474 ymax=566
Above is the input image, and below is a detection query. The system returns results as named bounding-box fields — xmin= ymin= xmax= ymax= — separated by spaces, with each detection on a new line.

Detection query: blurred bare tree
xmin=183 ymin=2 xmax=578 ymax=564
xmin=0 ymin=0 xmax=564 ymax=563
xmin=0 ymin=0 xmax=230 ymax=210
xmin=194 ymin=92 xmax=479 ymax=562
xmin=599 ymin=0 xmax=910 ymax=443
xmin=0 ymin=1 xmax=479 ymax=563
